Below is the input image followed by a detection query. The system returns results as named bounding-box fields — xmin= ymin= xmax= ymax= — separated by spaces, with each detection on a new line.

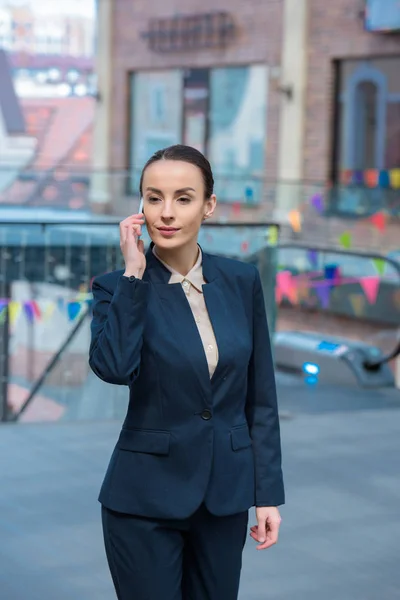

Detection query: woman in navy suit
xmin=89 ymin=145 xmax=284 ymax=600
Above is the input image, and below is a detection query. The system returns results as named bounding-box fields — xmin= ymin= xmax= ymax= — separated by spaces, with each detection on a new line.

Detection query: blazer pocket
xmin=231 ymin=425 xmax=252 ymax=451
xmin=117 ymin=429 xmax=171 ymax=455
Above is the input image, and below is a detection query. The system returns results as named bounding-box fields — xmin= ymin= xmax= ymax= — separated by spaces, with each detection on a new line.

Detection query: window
xmin=335 ymin=57 xmax=400 ymax=175
xmin=332 ymin=57 xmax=400 ymax=216
xmin=129 ymin=70 xmax=183 ymax=194
xmin=209 ymin=65 xmax=267 ymax=202
xmin=365 ymin=0 xmax=400 ymax=32
xmin=128 ymin=65 xmax=268 ymax=202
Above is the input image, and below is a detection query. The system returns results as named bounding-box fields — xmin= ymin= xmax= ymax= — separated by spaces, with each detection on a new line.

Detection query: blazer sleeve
xmin=89 ymin=275 xmax=149 ymax=385
xmin=245 ymin=266 xmax=285 ymax=507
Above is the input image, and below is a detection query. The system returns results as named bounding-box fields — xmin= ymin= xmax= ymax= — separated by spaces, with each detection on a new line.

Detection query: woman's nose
xmin=161 ymin=202 xmax=175 ymax=220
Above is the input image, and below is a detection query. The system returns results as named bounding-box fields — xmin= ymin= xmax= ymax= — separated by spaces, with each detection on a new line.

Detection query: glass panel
xmin=129 ymin=70 xmax=183 ymax=194
xmin=354 ymin=81 xmax=377 ymax=170
xmin=335 ymin=57 xmax=400 ymax=175
xmin=0 ymin=222 xmax=278 ymax=424
xmin=182 ymin=68 xmax=209 ymax=154
xmin=208 ymin=65 xmax=267 ymax=204
xmin=385 ymin=102 xmax=400 ymax=169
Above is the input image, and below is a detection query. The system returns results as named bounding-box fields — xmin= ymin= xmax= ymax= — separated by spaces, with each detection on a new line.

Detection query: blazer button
xmin=201 ymin=409 xmax=212 ymax=420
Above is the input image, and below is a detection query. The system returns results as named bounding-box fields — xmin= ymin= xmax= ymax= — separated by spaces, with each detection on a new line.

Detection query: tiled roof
xmin=0 ymin=97 xmax=94 ymax=209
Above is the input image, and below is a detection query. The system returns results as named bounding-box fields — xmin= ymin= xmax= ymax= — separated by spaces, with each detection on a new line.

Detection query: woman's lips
xmin=157 ymin=228 xmax=180 ymax=237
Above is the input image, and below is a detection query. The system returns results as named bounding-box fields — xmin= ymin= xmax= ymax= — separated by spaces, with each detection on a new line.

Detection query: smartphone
xmin=135 ymin=198 xmax=144 ymax=242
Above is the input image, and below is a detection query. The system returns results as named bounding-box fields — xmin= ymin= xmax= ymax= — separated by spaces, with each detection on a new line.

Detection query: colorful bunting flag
xmin=359 ymin=276 xmax=380 ymax=304
xmin=349 ymin=293 xmax=365 ymax=317
xmin=378 ymin=171 xmax=390 ymax=188
xmin=267 ymin=226 xmax=278 ymax=246
xmin=276 ymin=270 xmax=298 ymax=304
xmin=24 ymin=302 xmax=35 ymax=324
xmin=8 ymin=301 xmax=21 ymax=327
xmin=369 ymin=211 xmax=386 ymax=232
xmin=390 ymin=169 xmax=400 ymax=189
xmin=310 ymin=194 xmax=324 ymax=214
xmin=324 ymin=264 xmax=339 ymax=288
xmin=67 ymin=302 xmax=83 ymax=322
xmin=37 ymin=300 xmax=56 ymax=321
xmin=288 ymin=209 xmax=302 ymax=233
xmin=276 ymin=271 xmax=293 ymax=298
xmin=339 ymin=231 xmax=352 ymax=250
xmin=31 ymin=300 xmax=41 ymax=320
xmin=0 ymin=296 xmax=91 ymax=325
xmin=365 ymin=170 xmax=378 ymax=188
xmin=372 ymin=258 xmax=386 ymax=276
xmin=315 ymin=285 xmax=330 ymax=309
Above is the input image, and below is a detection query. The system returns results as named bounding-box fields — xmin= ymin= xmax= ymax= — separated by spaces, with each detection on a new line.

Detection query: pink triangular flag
xmin=359 ymin=276 xmax=380 ymax=304
xmin=276 ymin=271 xmax=293 ymax=299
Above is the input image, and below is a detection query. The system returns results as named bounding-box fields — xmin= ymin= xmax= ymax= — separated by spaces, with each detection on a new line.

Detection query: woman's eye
xmin=178 ymin=197 xmax=191 ymax=203
xmin=148 ymin=196 xmax=161 ymax=203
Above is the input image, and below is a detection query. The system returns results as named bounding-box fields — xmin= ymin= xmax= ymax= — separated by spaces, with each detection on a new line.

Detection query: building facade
xmin=92 ymin=0 xmax=400 ymax=219
xmin=92 ymin=0 xmax=284 ymax=212
xmin=0 ymin=4 xmax=95 ymax=58
xmin=305 ymin=0 xmax=400 ymax=186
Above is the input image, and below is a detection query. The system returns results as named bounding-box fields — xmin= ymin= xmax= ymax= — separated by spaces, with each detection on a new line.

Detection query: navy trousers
xmin=101 ymin=503 xmax=249 ymax=600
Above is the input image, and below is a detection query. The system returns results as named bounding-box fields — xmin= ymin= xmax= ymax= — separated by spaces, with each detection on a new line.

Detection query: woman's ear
xmin=204 ymin=194 xmax=217 ymax=220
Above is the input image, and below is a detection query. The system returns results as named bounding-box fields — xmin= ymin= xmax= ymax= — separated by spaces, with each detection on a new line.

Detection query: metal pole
xmin=0 ymin=283 xmax=10 ymax=422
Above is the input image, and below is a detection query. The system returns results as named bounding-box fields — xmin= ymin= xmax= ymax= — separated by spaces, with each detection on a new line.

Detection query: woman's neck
xmin=155 ymin=241 xmax=199 ymax=276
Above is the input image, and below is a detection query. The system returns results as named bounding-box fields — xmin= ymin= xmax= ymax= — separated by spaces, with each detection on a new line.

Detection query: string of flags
xmin=0 ymin=292 xmax=93 ymax=327
xmin=283 ymin=189 xmax=396 ymax=250
xmin=275 ymin=253 xmax=399 ymax=313
xmin=340 ymin=169 xmax=400 ymax=189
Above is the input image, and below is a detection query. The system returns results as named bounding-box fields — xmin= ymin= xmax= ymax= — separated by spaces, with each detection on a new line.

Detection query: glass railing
xmin=1 ymin=164 xmax=399 ymax=255
xmin=0 ymin=220 xmax=279 ymax=424
xmin=277 ymin=245 xmax=400 ymax=325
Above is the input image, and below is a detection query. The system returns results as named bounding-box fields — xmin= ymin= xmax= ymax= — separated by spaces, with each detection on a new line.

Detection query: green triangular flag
xmin=267 ymin=225 xmax=278 ymax=246
xmin=372 ymin=258 xmax=385 ymax=276
xmin=339 ymin=231 xmax=352 ymax=249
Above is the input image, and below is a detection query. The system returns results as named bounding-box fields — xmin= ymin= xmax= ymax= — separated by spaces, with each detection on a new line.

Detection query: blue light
xmin=303 ymin=362 xmax=320 ymax=376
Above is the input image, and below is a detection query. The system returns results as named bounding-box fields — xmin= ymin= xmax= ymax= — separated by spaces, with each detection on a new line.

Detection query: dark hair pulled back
xmin=139 ymin=144 xmax=214 ymax=199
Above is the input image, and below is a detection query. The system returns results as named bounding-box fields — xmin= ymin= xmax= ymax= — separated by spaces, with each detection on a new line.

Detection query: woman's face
xmin=142 ymin=160 xmax=216 ymax=251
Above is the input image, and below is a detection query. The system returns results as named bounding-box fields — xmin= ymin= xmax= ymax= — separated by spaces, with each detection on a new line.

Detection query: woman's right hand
xmin=120 ymin=213 xmax=146 ymax=279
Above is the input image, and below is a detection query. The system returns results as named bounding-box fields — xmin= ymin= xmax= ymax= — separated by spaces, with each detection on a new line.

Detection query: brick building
xmin=306 ymin=1 xmax=400 ymax=184
xmin=91 ymin=0 xmax=400 ymax=220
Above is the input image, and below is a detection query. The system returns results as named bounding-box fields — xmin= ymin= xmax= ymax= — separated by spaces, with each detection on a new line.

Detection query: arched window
xmin=354 ymin=81 xmax=378 ymax=170
xmin=344 ymin=64 xmax=387 ymax=171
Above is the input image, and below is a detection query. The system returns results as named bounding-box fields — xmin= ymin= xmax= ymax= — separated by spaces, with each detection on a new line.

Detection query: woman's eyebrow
xmin=145 ymin=187 xmax=195 ymax=194
xmin=175 ymin=187 xmax=196 ymax=194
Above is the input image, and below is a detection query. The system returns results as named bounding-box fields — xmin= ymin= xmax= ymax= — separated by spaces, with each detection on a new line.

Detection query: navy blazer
xmin=89 ymin=244 xmax=285 ymax=520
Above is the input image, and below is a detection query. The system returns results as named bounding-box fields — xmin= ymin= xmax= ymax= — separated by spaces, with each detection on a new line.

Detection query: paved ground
xmin=0 ymin=380 xmax=399 ymax=600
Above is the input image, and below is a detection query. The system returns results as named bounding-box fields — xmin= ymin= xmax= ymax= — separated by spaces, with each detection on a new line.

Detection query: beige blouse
xmin=153 ymin=246 xmax=219 ymax=378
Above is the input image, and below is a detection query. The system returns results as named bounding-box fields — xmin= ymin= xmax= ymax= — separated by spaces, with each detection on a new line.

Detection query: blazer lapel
xmin=201 ymin=251 xmax=230 ymax=385
xmin=142 ymin=245 xmax=229 ymax=390
xmin=143 ymin=245 xmax=211 ymax=397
